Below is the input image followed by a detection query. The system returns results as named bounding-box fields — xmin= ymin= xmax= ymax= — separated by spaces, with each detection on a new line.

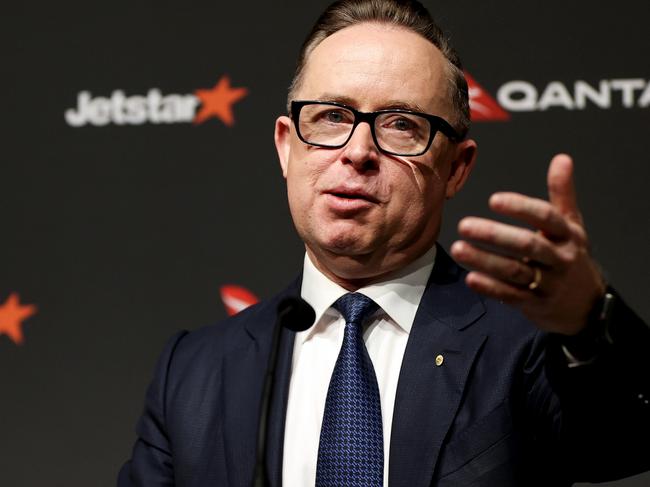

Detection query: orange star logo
xmin=0 ymin=293 xmax=37 ymax=345
xmin=194 ymin=75 xmax=248 ymax=126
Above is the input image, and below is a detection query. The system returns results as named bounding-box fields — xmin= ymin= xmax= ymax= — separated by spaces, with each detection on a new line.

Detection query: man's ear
xmin=445 ymin=138 xmax=478 ymax=199
xmin=274 ymin=115 xmax=292 ymax=178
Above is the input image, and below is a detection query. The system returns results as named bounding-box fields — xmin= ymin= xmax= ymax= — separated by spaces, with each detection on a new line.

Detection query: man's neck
xmin=305 ymin=243 xmax=437 ymax=291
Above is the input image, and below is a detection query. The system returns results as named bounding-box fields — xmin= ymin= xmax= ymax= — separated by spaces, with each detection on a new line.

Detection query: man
xmin=119 ymin=1 xmax=650 ymax=486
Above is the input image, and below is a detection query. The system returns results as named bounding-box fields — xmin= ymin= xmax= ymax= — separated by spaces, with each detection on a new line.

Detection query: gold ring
xmin=528 ymin=266 xmax=542 ymax=290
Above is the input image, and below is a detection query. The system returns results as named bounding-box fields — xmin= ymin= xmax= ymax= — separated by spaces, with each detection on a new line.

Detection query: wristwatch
xmin=560 ymin=286 xmax=617 ymax=368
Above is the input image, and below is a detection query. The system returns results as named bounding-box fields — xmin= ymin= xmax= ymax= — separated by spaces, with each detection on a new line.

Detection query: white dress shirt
xmin=282 ymin=246 xmax=437 ymax=486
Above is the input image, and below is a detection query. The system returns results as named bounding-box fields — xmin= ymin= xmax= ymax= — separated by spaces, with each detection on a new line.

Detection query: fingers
xmin=457 ymin=217 xmax=564 ymax=268
xmin=451 ymin=154 xmax=601 ymax=334
xmin=486 ymin=154 xmax=585 ymax=239
xmin=547 ymin=153 xmax=584 ymax=224
xmin=463 ymin=270 xmax=530 ymax=304
xmin=489 ymin=192 xmax=571 ymax=241
xmin=451 ymin=240 xmax=538 ymax=288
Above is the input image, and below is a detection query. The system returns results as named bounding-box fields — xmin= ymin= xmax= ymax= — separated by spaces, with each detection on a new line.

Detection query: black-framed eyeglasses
xmin=290 ymin=100 xmax=462 ymax=157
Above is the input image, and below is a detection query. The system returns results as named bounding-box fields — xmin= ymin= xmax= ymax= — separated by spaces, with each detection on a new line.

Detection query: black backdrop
xmin=2 ymin=1 xmax=649 ymax=486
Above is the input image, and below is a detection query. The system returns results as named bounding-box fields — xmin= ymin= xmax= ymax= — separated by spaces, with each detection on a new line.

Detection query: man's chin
xmin=319 ymin=234 xmax=376 ymax=256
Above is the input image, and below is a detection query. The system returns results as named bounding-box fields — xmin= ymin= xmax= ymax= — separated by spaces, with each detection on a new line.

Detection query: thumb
xmin=547 ymin=153 xmax=583 ymax=224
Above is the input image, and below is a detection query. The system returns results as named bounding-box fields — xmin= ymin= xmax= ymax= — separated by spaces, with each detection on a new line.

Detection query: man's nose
xmin=340 ymin=121 xmax=380 ymax=170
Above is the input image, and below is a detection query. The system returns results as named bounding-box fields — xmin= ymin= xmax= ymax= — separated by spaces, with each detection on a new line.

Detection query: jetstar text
xmin=65 ymin=90 xmax=198 ymax=126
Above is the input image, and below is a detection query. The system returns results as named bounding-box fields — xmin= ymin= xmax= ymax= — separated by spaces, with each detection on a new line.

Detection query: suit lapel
xmin=221 ymin=278 xmax=302 ymax=487
xmin=221 ymin=337 xmax=266 ymax=487
xmin=266 ymin=324 xmax=297 ymax=487
xmin=389 ymin=247 xmax=487 ymax=487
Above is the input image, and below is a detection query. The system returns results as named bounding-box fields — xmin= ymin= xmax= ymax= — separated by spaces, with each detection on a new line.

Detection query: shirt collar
xmin=300 ymin=245 xmax=436 ymax=341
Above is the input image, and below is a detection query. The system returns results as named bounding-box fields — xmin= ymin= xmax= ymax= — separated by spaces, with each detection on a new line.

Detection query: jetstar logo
xmin=466 ymin=72 xmax=650 ymax=121
xmin=0 ymin=293 xmax=37 ymax=345
xmin=64 ymin=75 xmax=248 ymax=127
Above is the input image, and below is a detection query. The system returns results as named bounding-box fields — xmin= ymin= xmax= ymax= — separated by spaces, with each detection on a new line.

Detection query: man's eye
xmin=323 ymin=110 xmax=347 ymax=123
xmin=391 ymin=118 xmax=414 ymax=131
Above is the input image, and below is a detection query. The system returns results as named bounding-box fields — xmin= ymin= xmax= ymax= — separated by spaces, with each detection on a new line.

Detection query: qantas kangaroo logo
xmin=466 ymin=72 xmax=510 ymax=121
xmin=220 ymin=285 xmax=259 ymax=316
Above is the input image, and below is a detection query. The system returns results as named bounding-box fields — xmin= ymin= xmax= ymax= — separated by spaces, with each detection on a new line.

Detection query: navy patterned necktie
xmin=316 ymin=292 xmax=383 ymax=487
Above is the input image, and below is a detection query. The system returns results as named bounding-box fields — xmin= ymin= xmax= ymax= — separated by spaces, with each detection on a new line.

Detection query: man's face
xmin=275 ymin=23 xmax=476 ymax=287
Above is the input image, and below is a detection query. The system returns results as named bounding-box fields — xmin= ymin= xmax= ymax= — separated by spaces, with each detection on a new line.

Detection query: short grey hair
xmin=287 ymin=0 xmax=470 ymax=138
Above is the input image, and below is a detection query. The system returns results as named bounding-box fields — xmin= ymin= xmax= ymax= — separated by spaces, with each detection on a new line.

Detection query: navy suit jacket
xmin=119 ymin=247 xmax=649 ymax=486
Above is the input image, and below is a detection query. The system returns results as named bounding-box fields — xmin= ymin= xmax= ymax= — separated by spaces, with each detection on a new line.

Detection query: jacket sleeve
xmin=118 ymin=331 xmax=189 ymax=487
xmin=544 ymin=289 xmax=650 ymax=482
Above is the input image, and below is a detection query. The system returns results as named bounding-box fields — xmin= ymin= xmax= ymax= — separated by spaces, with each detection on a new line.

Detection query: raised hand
xmin=450 ymin=154 xmax=606 ymax=335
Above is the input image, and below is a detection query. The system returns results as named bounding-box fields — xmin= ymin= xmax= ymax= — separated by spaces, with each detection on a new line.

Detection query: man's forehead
xmin=298 ymin=22 xmax=451 ymax=114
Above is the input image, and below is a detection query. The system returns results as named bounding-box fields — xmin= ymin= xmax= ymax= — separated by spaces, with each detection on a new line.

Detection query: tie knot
xmin=333 ymin=293 xmax=379 ymax=325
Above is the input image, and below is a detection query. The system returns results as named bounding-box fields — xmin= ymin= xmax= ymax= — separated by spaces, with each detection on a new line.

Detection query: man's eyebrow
xmin=313 ymin=94 xmax=357 ymax=106
xmin=380 ymin=101 xmax=428 ymax=113
xmin=314 ymin=94 xmax=428 ymax=114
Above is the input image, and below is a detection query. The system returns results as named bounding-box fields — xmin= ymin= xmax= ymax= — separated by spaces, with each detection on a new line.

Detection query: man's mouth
xmin=322 ymin=187 xmax=380 ymax=214
xmin=325 ymin=188 xmax=380 ymax=203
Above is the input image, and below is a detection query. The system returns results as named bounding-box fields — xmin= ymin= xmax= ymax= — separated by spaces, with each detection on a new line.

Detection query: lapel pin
xmin=435 ymin=354 xmax=444 ymax=367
